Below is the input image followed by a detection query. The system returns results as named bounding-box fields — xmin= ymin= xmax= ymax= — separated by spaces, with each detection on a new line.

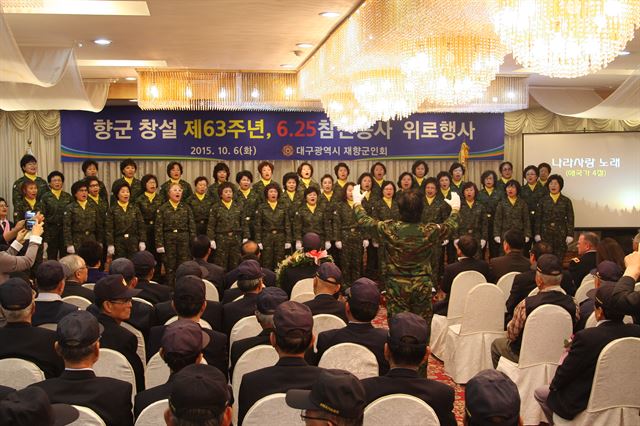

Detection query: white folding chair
xmin=318 ymin=342 xmax=378 ymax=380
xmin=62 ymin=295 xmax=92 ymax=310
xmin=528 ymin=286 xmax=567 ymax=296
xmin=635 ymin=283 xmax=640 ymax=292
xmin=553 ymin=337 xmax=640 ymax=426
xmin=586 ymin=311 xmax=634 ymax=328
xmin=132 ymin=297 xmax=153 ymax=307
xmin=291 ymin=278 xmax=314 ymax=300
xmin=82 ymin=283 xmax=95 ymax=290
xmin=93 ymin=348 xmax=137 ymax=399
xmin=69 ymin=405 xmax=106 ymax=426
xmin=364 ymin=394 xmax=440 ymax=426
xmin=243 ymin=393 xmax=300 ymax=426
xmin=231 ymin=345 xmax=279 ymax=425
xmin=164 ymin=316 xmax=212 ymax=330
xmin=497 ymin=271 xmax=519 ymax=309
xmin=229 ymin=316 xmax=262 ymax=350
xmin=230 ymin=281 xmax=238 ymax=289
xmin=575 ymin=280 xmax=596 ymax=304
xmin=497 ymin=304 xmax=573 ymax=425
xmin=38 ymin=322 xmax=57 ymax=331
xmin=145 ymin=352 xmax=208 ymax=389
xmin=135 ymin=399 xmax=168 ymax=426
xmin=203 ymin=279 xmax=220 ymax=302
xmin=444 ymin=284 xmax=506 ymax=384
xmin=312 ymin=314 xmax=346 ymax=351
xmin=580 ymin=274 xmax=596 ymax=288
xmin=291 ymin=291 xmax=315 ymax=303
xmin=0 ymin=358 xmax=45 ymax=389
xmin=431 ymin=270 xmax=487 ymax=359
xmin=122 ymin=321 xmax=146 ymax=368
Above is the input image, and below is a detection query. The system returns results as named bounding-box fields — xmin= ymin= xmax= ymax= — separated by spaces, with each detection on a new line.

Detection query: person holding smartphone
xmin=0 ymin=218 xmax=44 ymax=284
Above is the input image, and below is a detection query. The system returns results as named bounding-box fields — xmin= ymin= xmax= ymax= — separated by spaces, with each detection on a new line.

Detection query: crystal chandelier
xmin=492 ymin=0 xmax=640 ymax=78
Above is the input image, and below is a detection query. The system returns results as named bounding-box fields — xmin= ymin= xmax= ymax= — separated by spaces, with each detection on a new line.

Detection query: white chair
xmin=229 ymin=316 xmax=262 ymax=350
xmin=586 ymin=311 xmax=634 ymax=328
xmin=575 ymin=279 xmax=596 ymax=304
xmin=243 ymin=393 xmax=300 ymax=426
xmin=431 ymin=270 xmax=487 ymax=360
xmin=291 ymin=291 xmax=314 ymax=303
xmin=132 ymin=297 xmax=153 ymax=307
xmin=312 ymin=314 xmax=346 ymax=351
xmin=497 ymin=271 xmax=519 ymax=309
xmin=82 ymin=283 xmax=95 ymax=290
xmin=444 ymin=284 xmax=506 ymax=384
xmin=135 ymin=399 xmax=168 ymax=426
xmin=230 ymin=281 xmax=238 ymax=289
xmin=0 ymin=358 xmax=45 ymax=389
xmin=635 ymin=283 xmax=640 ymax=292
xmin=122 ymin=321 xmax=146 ymax=368
xmin=318 ymin=342 xmax=378 ymax=380
xmin=164 ymin=316 xmax=212 ymax=330
xmin=69 ymin=405 xmax=106 ymax=426
xmin=231 ymin=345 xmax=279 ymax=425
xmin=203 ymin=279 xmax=220 ymax=302
xmin=145 ymin=352 xmax=208 ymax=389
xmin=580 ymin=274 xmax=596 ymax=288
xmin=62 ymin=295 xmax=92 ymax=310
xmin=233 ymin=295 xmax=244 ymax=302
xmin=528 ymin=286 xmax=567 ymax=296
xmin=497 ymin=304 xmax=573 ymax=426
xmin=553 ymin=337 xmax=640 ymax=426
xmin=364 ymin=394 xmax=440 ymax=426
xmin=38 ymin=322 xmax=57 ymax=331
xmin=93 ymin=348 xmax=137 ymax=398
xmin=291 ymin=278 xmax=314 ymax=300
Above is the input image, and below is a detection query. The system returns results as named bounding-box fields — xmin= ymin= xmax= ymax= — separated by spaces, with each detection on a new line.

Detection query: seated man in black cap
xmin=77 ymin=240 xmax=107 ymax=284
xmin=93 ymin=274 xmax=145 ymax=392
xmin=361 ymin=312 xmax=456 ymax=426
xmin=222 ymin=240 xmax=276 ymax=303
xmin=0 ymin=277 xmax=63 ymax=378
xmin=135 ymin=319 xmax=210 ymax=418
xmin=59 ymin=254 xmax=94 ymax=302
xmin=238 ymin=301 xmax=323 ymax=424
xmin=575 ymin=260 xmax=622 ymax=331
xmin=535 ymin=285 xmax=640 ymax=423
xmin=222 ymin=259 xmax=265 ymax=336
xmin=131 ymin=250 xmax=171 ymax=304
xmin=286 ymin=369 xmax=366 ymax=426
xmin=465 ymin=369 xmax=521 ymax=426
xmin=147 ymin=275 xmax=228 ymax=379
xmin=164 ymin=364 xmax=232 ymax=426
xmin=0 ymin=387 xmax=78 ymax=426
xmin=304 ymin=262 xmax=348 ymax=323
xmin=229 ymin=286 xmax=288 ymax=375
xmin=190 ymin=235 xmax=226 ymax=295
xmin=278 ymin=232 xmax=330 ymax=297
xmin=314 ymin=277 xmax=389 ymax=375
xmin=491 ymin=254 xmax=579 ymax=368
xmin=32 ymin=260 xmax=78 ymax=326
xmin=30 ymin=310 xmax=134 ymax=426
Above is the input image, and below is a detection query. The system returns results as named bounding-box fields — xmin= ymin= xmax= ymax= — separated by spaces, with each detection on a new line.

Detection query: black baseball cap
xmin=36 ymin=261 xmax=65 ymax=291
xmin=274 ymin=301 xmax=313 ymax=337
xmin=590 ymin=260 xmax=623 ymax=282
xmin=174 ymin=275 xmax=206 ymax=304
xmin=0 ymin=278 xmax=33 ymax=310
xmin=237 ymin=259 xmax=264 ymax=281
xmin=286 ymin=369 xmax=366 ymax=419
xmin=161 ymin=319 xmax=210 ymax=355
xmin=176 ymin=261 xmax=208 ymax=280
xmin=57 ymin=310 xmax=103 ymax=348
xmin=536 ymin=254 xmax=562 ymax=276
xmin=131 ymin=250 xmax=157 ymax=276
xmin=169 ymin=364 xmax=231 ymax=422
xmin=388 ymin=312 xmax=430 ymax=346
xmin=345 ymin=277 xmax=380 ymax=305
xmin=466 ymin=370 xmax=520 ymax=426
xmin=94 ymin=274 xmax=141 ymax=303
xmin=257 ymin=287 xmax=288 ymax=314
xmin=316 ymin=262 xmax=342 ymax=285
xmin=0 ymin=387 xmax=79 ymax=426
xmin=594 ymin=285 xmax=623 ymax=315
xmin=302 ymin=232 xmax=322 ymax=251
xmin=110 ymin=258 xmax=135 ymax=281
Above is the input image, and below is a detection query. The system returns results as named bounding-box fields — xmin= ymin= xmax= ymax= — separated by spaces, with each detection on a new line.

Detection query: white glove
xmin=372 ymin=241 xmax=379 ymax=248
xmin=66 ymin=245 xmax=75 ymax=254
xmin=363 ymin=240 xmax=370 ymax=248
xmin=295 ymin=240 xmax=302 ymax=251
xmin=107 ymin=245 xmax=115 ymax=256
xmin=442 ymin=239 xmax=449 ymax=246
xmin=481 ymin=239 xmax=486 ymax=248
xmin=352 ymin=184 xmax=367 ymax=205
xmin=494 ymin=236 xmax=501 ymax=244
xmin=525 ymin=237 xmax=530 ymax=243
xmin=157 ymin=246 xmax=165 ymax=254
xmin=210 ymin=240 xmax=217 ymax=250
xmin=444 ymin=192 xmax=461 ymax=211
xmin=258 ymin=243 xmax=263 ymax=250
xmin=284 ymin=242 xmax=292 ymax=250
xmin=454 ymin=239 xmax=460 ymax=247
xmin=566 ymin=236 xmax=574 ymax=244
xmin=139 ymin=242 xmax=146 ymax=251
xmin=242 ymin=238 xmax=248 ymax=244
xmin=325 ymin=241 xmax=331 ymax=250
xmin=535 ymin=234 xmax=542 ymax=242
xmin=335 ymin=241 xmax=343 ymax=249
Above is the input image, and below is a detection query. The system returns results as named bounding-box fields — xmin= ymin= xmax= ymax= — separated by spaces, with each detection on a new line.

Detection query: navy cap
xmin=274 ymin=301 xmax=313 ymax=337
xmin=161 ymin=319 xmax=210 ymax=355
xmin=316 ymin=262 xmax=342 ymax=285
xmin=237 ymin=259 xmax=264 ymax=281
xmin=176 ymin=261 xmax=207 ymax=280
xmin=110 ymin=258 xmax=135 ymax=281
xmin=594 ymin=285 xmax=624 ymax=316
xmin=346 ymin=277 xmax=380 ymax=305
xmin=590 ymin=260 xmax=623 ymax=282
xmin=0 ymin=278 xmax=33 ymax=310
xmin=94 ymin=274 xmax=140 ymax=303
xmin=302 ymin=232 xmax=322 ymax=251
xmin=0 ymin=387 xmax=79 ymax=426
xmin=388 ymin=312 xmax=429 ymax=346
xmin=57 ymin=310 xmax=103 ymax=348
xmin=131 ymin=251 xmax=156 ymax=275
xmin=466 ymin=370 xmax=520 ymax=426
xmin=174 ymin=275 xmax=205 ymax=304
xmin=536 ymin=254 xmax=562 ymax=276
xmin=36 ymin=261 xmax=65 ymax=291
xmin=169 ymin=364 xmax=231 ymax=421
xmin=257 ymin=287 xmax=288 ymax=314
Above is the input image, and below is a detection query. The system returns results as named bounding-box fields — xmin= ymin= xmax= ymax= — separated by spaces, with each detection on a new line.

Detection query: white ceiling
xmin=4 ymin=0 xmax=640 ymax=92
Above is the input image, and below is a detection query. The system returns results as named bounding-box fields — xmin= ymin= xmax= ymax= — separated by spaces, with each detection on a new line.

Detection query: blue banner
xmin=61 ymin=107 xmax=504 ymax=162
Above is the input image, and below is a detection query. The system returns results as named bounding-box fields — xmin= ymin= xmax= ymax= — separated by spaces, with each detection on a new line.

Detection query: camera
xmin=24 ymin=211 xmax=36 ymax=231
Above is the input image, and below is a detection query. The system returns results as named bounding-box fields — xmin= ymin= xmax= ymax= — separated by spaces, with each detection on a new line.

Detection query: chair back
xmin=459 ymin=284 xmax=505 ymax=334
xmin=318 ymin=342 xmax=378 ymax=380
xmin=93 ymin=348 xmax=137 ymax=396
xmin=497 ymin=272 xmax=519 ymax=303
xmin=364 ymin=394 xmax=440 ymax=426
xmin=203 ymin=279 xmax=220 ymax=302
xmin=528 ymin=287 xmax=566 ymax=297
xmin=575 ymin=280 xmax=596 ymax=304
xmin=518 ymin=304 xmax=572 ymax=368
xmin=448 ymin=270 xmax=487 ymax=320
xmin=580 ymin=274 xmax=596 ymax=288
xmin=145 ymin=352 xmax=208 ymax=389
xmin=82 ymin=283 xmax=95 ymax=290
xmin=243 ymin=393 xmax=300 ymax=426
xmin=291 ymin=292 xmax=315 ymax=303
xmin=135 ymin=399 xmax=168 ymax=426
xmin=291 ymin=278 xmax=314 ymax=300
xmin=69 ymin=405 xmax=106 ymax=426
xmin=0 ymin=358 xmax=45 ymax=389
xmin=121 ymin=321 xmax=146 ymax=368
xmin=230 ymin=280 xmax=238 ymax=289
xmin=132 ymin=297 xmax=153 ymax=307
xmin=38 ymin=322 xmax=57 ymax=331
xmin=313 ymin=314 xmax=347 ymax=337
xmin=585 ymin=312 xmax=598 ymax=328
xmin=62 ymin=295 xmax=92 ymax=310
xmin=229 ymin=316 xmax=262 ymax=350
xmin=164 ymin=316 xmax=212 ymax=330
xmin=635 ymin=283 xmax=640 ymax=292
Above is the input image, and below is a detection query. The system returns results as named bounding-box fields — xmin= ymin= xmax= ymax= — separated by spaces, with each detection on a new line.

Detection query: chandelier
xmin=492 ymin=0 xmax=640 ymax=78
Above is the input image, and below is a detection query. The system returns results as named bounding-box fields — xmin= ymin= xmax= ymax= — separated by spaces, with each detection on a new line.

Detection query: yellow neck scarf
xmin=306 ymin=203 xmax=316 ymax=213
xmin=466 ymin=200 xmax=475 ymax=209
xmin=486 ymin=187 xmax=494 ymax=195
xmin=508 ymin=196 xmax=517 ymax=206
xmin=268 ymin=201 xmax=278 ymax=210
xmin=222 ymin=200 xmax=232 ymax=209
xmin=301 ymin=177 xmax=311 ymax=187
xmin=124 ymin=176 xmax=134 ymax=186
xmin=88 ymin=194 xmax=99 ymax=203
xmin=337 ymin=179 xmax=347 ymax=187
xmin=323 ymin=192 xmax=333 ymax=201
xmin=383 ymin=197 xmax=392 ymax=208
xmin=145 ymin=191 xmax=156 ymax=202
xmin=78 ymin=200 xmax=87 ymax=209
xmin=550 ymin=193 xmax=561 ymax=203
xmin=347 ymin=200 xmax=354 ymax=207
xmin=501 ymin=177 xmax=510 ymax=184
xmin=240 ymin=188 xmax=251 ymax=198
xmin=287 ymin=190 xmax=296 ymax=201
xmin=26 ymin=198 xmax=36 ymax=208
xmin=261 ymin=178 xmax=271 ymax=187
xmin=441 ymin=188 xmax=450 ymax=198
xmin=169 ymin=200 xmax=180 ymax=210
xmin=528 ymin=183 xmax=538 ymax=191
xmin=117 ymin=201 xmax=128 ymax=212
xmin=374 ymin=178 xmax=384 ymax=187
xmin=195 ymin=192 xmax=205 ymax=201
xmin=416 ymin=177 xmax=424 ymax=185
xmin=24 ymin=172 xmax=37 ymax=181
xmin=50 ymin=189 xmax=62 ymax=199
xmin=453 ymin=179 xmax=463 ymax=186
xmin=170 ymin=178 xmax=180 ymax=185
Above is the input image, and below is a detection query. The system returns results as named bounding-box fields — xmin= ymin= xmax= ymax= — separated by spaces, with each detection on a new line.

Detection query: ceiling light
xmin=618 ymin=51 xmax=631 ymax=55
xmin=280 ymin=64 xmax=295 ymax=68
xmin=129 ymin=99 xmax=138 ymax=102
xmin=125 ymin=77 xmax=137 ymax=81
xmin=93 ymin=38 xmax=112 ymax=46
xmin=296 ymin=43 xmax=314 ymax=48
xmin=319 ymin=11 xmax=340 ymax=18
xmin=1 ymin=0 xmax=150 ymax=16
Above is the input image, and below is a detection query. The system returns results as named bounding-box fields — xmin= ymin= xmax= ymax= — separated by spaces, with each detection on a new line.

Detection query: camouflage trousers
xmin=340 ymin=233 xmax=363 ymax=288
xmin=162 ymin=232 xmax=191 ymax=286
xmin=45 ymin=225 xmax=65 ymax=260
xmin=214 ymin=233 xmax=241 ymax=272
xmin=113 ymin=235 xmax=141 ymax=260
xmin=385 ymin=275 xmax=434 ymax=339
xmin=542 ymin=231 xmax=568 ymax=263
xmin=261 ymin=231 xmax=286 ymax=271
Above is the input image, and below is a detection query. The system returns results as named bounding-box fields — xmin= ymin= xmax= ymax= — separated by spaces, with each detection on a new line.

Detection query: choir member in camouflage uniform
xmin=251 ymin=161 xmax=275 ymax=204
xmin=319 ymin=174 xmax=339 ymax=264
xmin=449 ymin=162 xmax=466 ymax=195
xmin=111 ymin=158 xmax=143 ymax=204
xmin=454 ymin=182 xmax=488 ymax=258
xmin=12 ymin=154 xmax=48 ymax=207
xmin=436 ymin=171 xmax=456 ymax=264
xmin=397 ymin=172 xmax=415 ymax=195
xmin=477 ymin=170 xmax=502 ymax=258
xmin=186 ymin=176 xmax=214 ymax=236
xmin=86 ymin=176 xmax=109 ymax=252
xmin=155 ymin=182 xmax=196 ymax=285
xmin=493 ymin=180 xmax=531 ymax=252
xmin=538 ymin=162 xmax=552 ymax=188
xmin=105 ymin=182 xmax=146 ymax=259
xmin=535 ymin=174 xmax=575 ymax=261
xmin=370 ymin=162 xmax=387 ymax=201
xmin=294 ymin=187 xmax=332 ymax=252
xmin=13 ymin=180 xmax=44 ymax=269
xmin=255 ymin=183 xmax=291 ymax=270
xmin=207 ymin=182 xmax=248 ymax=271
xmin=207 ymin=162 xmax=236 ymax=202
xmin=77 ymin=160 xmax=108 ymax=201
xmin=63 ymin=180 xmax=103 ymax=254
xmin=234 ymin=170 xmax=259 ymax=240
xmin=357 ymin=172 xmax=377 ymax=278
xmin=495 ymin=161 xmax=514 ymax=195
xmin=411 ymin=160 xmax=429 ymax=194
xmin=420 ymin=177 xmax=449 ymax=289
xmin=40 ymin=171 xmax=73 ymax=260
xmin=334 ymin=182 xmax=365 ymax=287
xmin=332 ymin=162 xmax=350 ymax=202
xmin=373 ymin=181 xmax=401 ymax=279
xmin=353 ymin=186 xmax=460 ymax=328
xmin=520 ymin=165 xmax=547 ymax=253
xmin=136 ymin=174 xmax=163 ymax=256
xmin=296 ymin=162 xmax=319 ymax=194
xmin=160 ymin=161 xmax=193 ymax=201
xmin=280 ymin=172 xmax=303 ymax=251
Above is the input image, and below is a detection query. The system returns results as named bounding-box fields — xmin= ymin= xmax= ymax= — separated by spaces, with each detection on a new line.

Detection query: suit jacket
xmin=154 ymin=300 xmax=223 ymax=333
xmin=362 ymin=368 xmax=456 ymax=426
xmin=0 ymin=240 xmax=39 ymax=284
xmin=31 ymin=369 xmax=133 ymax=426
xmin=225 ymin=265 xmax=276 ymax=289
xmin=61 ymin=280 xmax=95 ymax=302
xmin=568 ymin=251 xmax=597 ymax=289
xmin=135 ymin=279 xmax=172 ymax=305
xmin=434 ymin=257 xmax=491 ymax=315
xmin=303 ymin=294 xmax=348 ymax=323
xmin=238 ymin=357 xmax=323 ymax=425
xmin=221 ymin=287 xmax=243 ymax=304
xmin=86 ymin=268 xmax=108 ymax=284
xmin=489 ymin=250 xmax=530 ymax=282
xmin=195 ymin=258 xmax=226 ymax=291
xmin=0 ymin=322 xmax=64 ymax=378
xmin=134 ymin=375 xmax=173 ymax=419
xmin=97 ymin=314 xmax=145 ymax=392
xmin=548 ymin=321 xmax=640 ymax=420
xmin=315 ymin=322 xmax=389 ymax=375
xmin=280 ymin=263 xmax=318 ymax=297
xmin=229 ymin=328 xmax=271 ymax=377
xmin=32 ymin=299 xmax=78 ymax=326
xmin=222 ymin=292 xmax=259 ymax=336
xmin=506 ymin=269 xmax=576 ymax=320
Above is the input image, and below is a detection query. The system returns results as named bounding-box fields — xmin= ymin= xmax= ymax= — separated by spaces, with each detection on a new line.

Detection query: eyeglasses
xmin=109 ymin=298 xmax=132 ymax=305
xmin=300 ymin=411 xmax=337 ymax=425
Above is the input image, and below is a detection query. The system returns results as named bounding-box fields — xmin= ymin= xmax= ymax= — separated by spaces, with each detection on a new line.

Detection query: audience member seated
xmin=223 ymin=240 xmax=276 ymax=303
xmin=465 ymin=369 xmax=521 ymax=426
xmin=489 ymin=229 xmax=530 ymax=282
xmin=0 ymin=221 xmax=43 ymax=285
xmin=576 ymin=260 xmax=622 ymax=331
xmin=77 ymin=240 xmax=107 ymax=284
xmin=229 ymin=286 xmax=288 ymax=376
xmin=314 ymin=277 xmax=389 ymax=375
xmin=30 ymin=310 xmax=134 ymax=426
xmin=222 ymin=259 xmax=265 ymax=336
xmin=610 ymin=251 xmax=640 ymax=323
xmin=238 ymin=301 xmax=323 ymax=424
xmin=304 ymin=262 xmax=348 ymax=323
xmin=0 ymin=387 xmax=78 ymax=426
xmin=491 ymin=255 xmax=579 ymax=367
xmin=132 ymin=250 xmax=171 ymax=304
xmin=361 ymin=312 xmax=456 ymax=426
xmin=0 ymin=277 xmax=64 ymax=378
xmin=434 ymin=235 xmax=490 ymax=316
xmin=596 ymin=237 xmax=626 ymax=270
xmin=93 ymin=274 xmax=145 ymax=392
xmin=134 ymin=319 xmax=209 ymax=418
xmin=278 ymin=232 xmax=327 ymax=297
xmin=147 ymin=275 xmax=228 ymax=379
xmin=286 ymin=369 xmax=366 ymax=426
xmin=535 ymin=285 xmax=640 ymax=423
xmin=58 ymin=254 xmax=94 ymax=302
xmin=506 ymin=242 xmax=576 ymax=322
xmin=568 ymin=232 xmax=599 ymax=288
xmin=32 ymin=260 xmax=78 ymax=326
xmin=191 ymin=235 xmax=225 ymax=294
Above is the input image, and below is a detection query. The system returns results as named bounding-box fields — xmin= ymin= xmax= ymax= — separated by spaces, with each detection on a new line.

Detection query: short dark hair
xmin=217 ymin=182 xmax=234 ymax=198
xmin=282 ymin=172 xmax=299 ymax=189
xmin=297 ymin=162 xmax=313 ymax=177
xmin=595 ymin=294 xmax=624 ymax=322
xmin=263 ymin=182 xmax=281 ymax=200
xmin=342 ymin=182 xmax=355 ymax=202
xmin=371 ymin=162 xmax=386 ymax=175
xmin=397 ymin=172 xmax=415 ymax=188
xmin=461 ymin=181 xmax=478 ymax=197
xmin=238 ymin=278 xmax=261 ymax=293
xmin=424 ymin=177 xmax=437 ymax=187
xmin=381 ymin=180 xmax=396 ymax=194
xmin=449 ymin=162 xmax=465 ymax=175
xmin=538 ymin=162 xmax=552 ymax=174
xmin=530 ymin=241 xmax=553 ymax=260
xmin=20 ymin=154 xmax=37 ymax=170
xmin=357 ymin=172 xmax=373 ymax=186
xmin=58 ymin=341 xmax=97 ymax=363
xmin=436 ymin=171 xmax=451 ymax=184
xmin=411 ymin=160 xmax=428 ymax=176
xmin=504 ymin=180 xmax=521 ymax=195
xmin=174 ymin=293 xmax=204 ymax=318
xmin=458 ymin=235 xmax=478 ymax=258
xmin=504 ymin=229 xmax=525 ymax=250
xmin=320 ymin=174 xmax=334 ymax=185
xmin=274 ymin=330 xmax=313 ymax=354
xmin=348 ymin=298 xmax=379 ymax=322
xmin=112 ymin=181 xmax=131 ymax=199
xmin=167 ymin=161 xmax=183 ymax=176
xmin=119 ymin=158 xmax=137 ymax=174
xmin=194 ymin=176 xmax=208 ymax=187
xmin=397 ymin=190 xmax=424 ymax=223
xmin=71 ymin=180 xmax=87 ymax=195
xmin=480 ymin=170 xmax=498 ymax=187
xmin=162 ymin=351 xmax=201 ymax=373
xmin=20 ymin=180 xmax=37 ymax=194
xmin=257 ymin=161 xmax=274 ymax=174
xmin=141 ymin=174 xmax=158 ymax=189
xmin=580 ymin=232 xmax=600 ymax=249
xmin=388 ymin=335 xmax=427 ymax=366
xmin=523 ymin=165 xmax=539 ymax=179
xmin=235 ymin=170 xmax=253 ymax=184
xmin=47 ymin=171 xmax=64 ymax=183
xmin=304 ymin=186 xmax=319 ymax=198
xmin=547 ymin=174 xmax=564 ymax=190
xmin=212 ymin=162 xmax=230 ymax=181
xmin=499 ymin=161 xmax=513 ymax=173
xmin=81 ymin=160 xmax=99 ymax=174
xmin=334 ymin=162 xmax=350 ymax=176
xmin=77 ymin=240 xmax=103 ymax=267
xmin=190 ymin=235 xmax=211 ymax=259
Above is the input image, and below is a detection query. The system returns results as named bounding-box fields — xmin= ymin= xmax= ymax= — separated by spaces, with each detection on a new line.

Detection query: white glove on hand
xmin=442 ymin=239 xmax=449 ymax=246
xmin=284 ymin=242 xmax=292 ymax=250
xmin=66 ymin=245 xmax=75 ymax=254
xmin=494 ymin=236 xmax=501 ymax=244
xmin=295 ymin=240 xmax=302 ymax=251
xmin=363 ymin=240 xmax=370 ymax=248
xmin=525 ymin=236 xmax=530 ymax=243
xmin=535 ymin=235 xmax=542 ymax=242
xmin=156 ymin=246 xmax=165 ymax=254
xmin=210 ymin=240 xmax=217 ymax=250
xmin=335 ymin=241 xmax=343 ymax=249
xmin=566 ymin=236 xmax=574 ymax=244
xmin=481 ymin=239 xmax=486 ymax=249
xmin=139 ymin=242 xmax=146 ymax=251
xmin=454 ymin=239 xmax=460 ymax=247
xmin=372 ymin=241 xmax=379 ymax=248
xmin=258 ymin=243 xmax=263 ymax=250
xmin=325 ymin=241 xmax=331 ymax=250
xmin=107 ymin=245 xmax=115 ymax=256
xmin=352 ymin=184 xmax=367 ymax=205
xmin=444 ymin=192 xmax=461 ymax=211
xmin=242 ymin=238 xmax=248 ymax=244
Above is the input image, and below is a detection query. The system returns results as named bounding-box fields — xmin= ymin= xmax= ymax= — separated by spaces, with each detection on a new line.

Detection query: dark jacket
xmin=489 ymin=250 xmax=530 ymax=282
xmin=135 ymin=279 xmax=172 ymax=305
xmin=222 ymin=292 xmax=259 ymax=337
xmin=134 ymin=375 xmax=174 ymax=419
xmin=154 ymin=300 xmax=223 ymax=333
xmin=568 ymin=251 xmax=597 ymax=289
xmin=303 ymin=294 xmax=348 ymax=323
xmin=0 ymin=322 xmax=64 ymax=378
xmin=434 ymin=257 xmax=491 ymax=316
xmin=97 ymin=314 xmax=145 ymax=392
xmin=506 ymin=269 xmax=576 ymax=321
xmin=32 ymin=299 xmax=78 ymax=326
xmin=229 ymin=328 xmax=271 ymax=378
xmin=61 ymin=280 xmax=95 ymax=302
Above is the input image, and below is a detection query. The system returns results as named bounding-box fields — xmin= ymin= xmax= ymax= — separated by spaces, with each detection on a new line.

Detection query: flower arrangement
xmin=275 ymin=249 xmax=333 ymax=288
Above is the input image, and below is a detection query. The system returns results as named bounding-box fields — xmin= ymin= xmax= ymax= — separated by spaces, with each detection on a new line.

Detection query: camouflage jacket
xmin=111 ymin=177 xmax=143 ymax=203
xmin=421 ymin=197 xmax=449 ymax=224
xmin=105 ymin=203 xmax=146 ymax=245
xmin=159 ymin=179 xmax=193 ymax=202
xmin=254 ymin=201 xmax=291 ymax=243
xmin=12 ymin=175 xmax=49 ymax=206
xmin=477 ymin=188 xmax=503 ymax=220
xmin=494 ymin=197 xmax=531 ymax=238
xmin=206 ymin=200 xmax=249 ymax=239
xmin=63 ymin=201 xmax=103 ymax=246
xmin=334 ymin=202 xmax=364 ymax=241
xmin=520 ymin=182 xmax=547 ymax=225
xmin=135 ymin=192 xmax=164 ymax=226
xmin=535 ymin=194 xmax=575 ymax=237
xmin=294 ymin=203 xmax=332 ymax=242
xmin=155 ymin=201 xmax=196 ymax=247
xmin=185 ymin=193 xmax=215 ymax=228
xmin=454 ymin=201 xmax=488 ymax=241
